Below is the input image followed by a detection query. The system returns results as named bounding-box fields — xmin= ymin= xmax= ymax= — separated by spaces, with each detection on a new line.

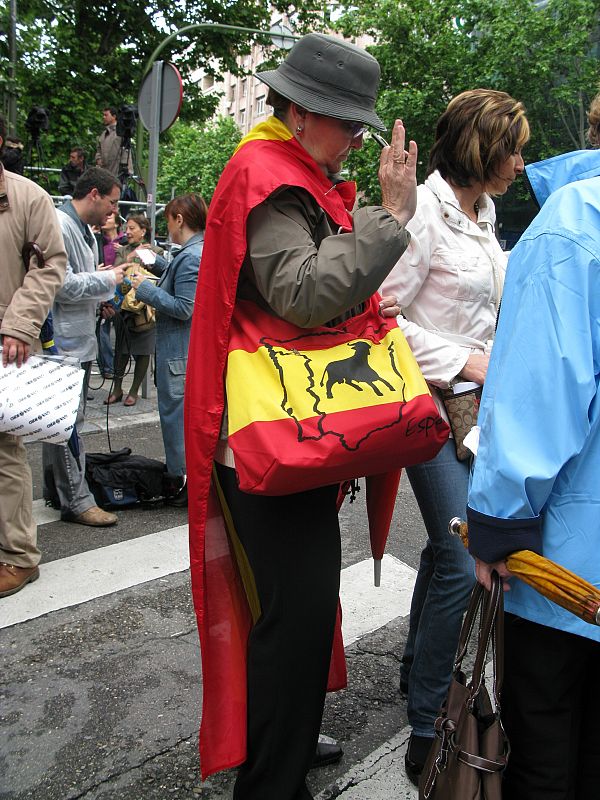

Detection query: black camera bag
xmin=84 ymin=448 xmax=166 ymax=509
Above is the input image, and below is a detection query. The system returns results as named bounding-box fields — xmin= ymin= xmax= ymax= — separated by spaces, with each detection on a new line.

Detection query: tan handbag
xmin=441 ymin=383 xmax=482 ymax=461
xmin=120 ymin=263 xmax=156 ymax=332
xmin=419 ymin=572 xmax=508 ymax=800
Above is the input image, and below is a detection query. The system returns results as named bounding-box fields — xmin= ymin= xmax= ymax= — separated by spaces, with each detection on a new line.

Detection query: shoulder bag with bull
xmin=226 ymin=294 xmax=449 ymax=495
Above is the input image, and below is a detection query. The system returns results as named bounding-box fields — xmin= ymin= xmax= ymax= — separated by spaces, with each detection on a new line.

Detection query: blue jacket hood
xmin=525 ymin=148 xmax=600 ymax=208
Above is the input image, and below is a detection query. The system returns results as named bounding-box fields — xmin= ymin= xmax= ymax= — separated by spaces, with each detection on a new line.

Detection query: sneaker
xmin=0 ymin=563 xmax=40 ymax=598
xmin=65 ymin=506 xmax=118 ymax=527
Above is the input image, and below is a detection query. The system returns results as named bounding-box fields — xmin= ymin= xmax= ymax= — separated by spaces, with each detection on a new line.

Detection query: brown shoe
xmin=67 ymin=506 xmax=118 ymax=527
xmin=123 ymin=394 xmax=137 ymax=407
xmin=0 ymin=563 xmax=40 ymax=598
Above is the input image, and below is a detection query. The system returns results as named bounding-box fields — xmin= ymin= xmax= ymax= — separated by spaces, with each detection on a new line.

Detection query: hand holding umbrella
xmin=449 ymin=518 xmax=600 ymax=625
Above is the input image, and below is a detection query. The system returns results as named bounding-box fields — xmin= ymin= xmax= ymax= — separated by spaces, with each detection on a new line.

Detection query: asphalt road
xmin=1 ymin=383 xmax=431 ymax=800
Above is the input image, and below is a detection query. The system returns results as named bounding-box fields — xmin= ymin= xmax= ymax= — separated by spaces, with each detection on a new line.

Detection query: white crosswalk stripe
xmin=1 ymin=524 xmax=189 ymax=629
xmin=4 ymin=507 xmax=422 ymax=797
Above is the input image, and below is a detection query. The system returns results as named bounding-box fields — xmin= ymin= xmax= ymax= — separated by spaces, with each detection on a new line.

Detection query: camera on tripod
xmin=116 ymin=105 xmax=138 ymax=143
xmin=24 ymin=107 xmax=50 ymax=142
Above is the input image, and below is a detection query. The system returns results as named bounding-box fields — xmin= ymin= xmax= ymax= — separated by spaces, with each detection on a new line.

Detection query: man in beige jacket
xmin=0 ymin=115 xmax=68 ymax=598
xmin=94 ymin=107 xmax=132 ymax=181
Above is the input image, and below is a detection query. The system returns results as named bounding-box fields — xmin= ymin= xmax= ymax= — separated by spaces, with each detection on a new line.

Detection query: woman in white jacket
xmin=381 ymin=89 xmax=529 ymax=784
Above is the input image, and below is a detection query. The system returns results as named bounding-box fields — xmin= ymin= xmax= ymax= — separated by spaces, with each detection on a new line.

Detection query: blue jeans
xmin=402 ymin=439 xmax=475 ymax=737
xmin=156 ymin=355 xmax=186 ymax=476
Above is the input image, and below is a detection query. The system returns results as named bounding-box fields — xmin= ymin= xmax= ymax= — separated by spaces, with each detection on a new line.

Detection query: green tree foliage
xmin=156 ymin=116 xmax=241 ymax=204
xmin=4 ymin=0 xmax=323 ymax=166
xmin=337 ymin=0 xmax=600 ymax=210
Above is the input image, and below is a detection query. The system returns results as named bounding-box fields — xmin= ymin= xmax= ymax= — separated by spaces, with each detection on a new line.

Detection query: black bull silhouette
xmin=320 ymin=341 xmax=395 ymax=399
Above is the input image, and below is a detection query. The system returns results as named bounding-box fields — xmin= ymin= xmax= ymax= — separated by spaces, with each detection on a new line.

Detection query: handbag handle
xmin=452 ymin=572 xmax=504 ymax=705
xmin=469 ymin=572 xmax=504 ymax=707
xmin=22 ymin=242 xmax=45 ymax=271
xmin=453 ymin=581 xmax=485 ymax=670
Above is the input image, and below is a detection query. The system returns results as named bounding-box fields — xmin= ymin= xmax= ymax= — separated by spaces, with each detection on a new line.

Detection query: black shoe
xmin=167 ymin=483 xmax=188 ymax=508
xmin=164 ymin=474 xmax=188 ymax=507
xmin=405 ymin=734 xmax=433 ymax=787
xmin=311 ymin=737 xmax=343 ymax=769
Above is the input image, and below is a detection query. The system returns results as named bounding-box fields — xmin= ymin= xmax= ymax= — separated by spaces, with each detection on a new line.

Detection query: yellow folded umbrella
xmin=449 ymin=518 xmax=600 ymax=626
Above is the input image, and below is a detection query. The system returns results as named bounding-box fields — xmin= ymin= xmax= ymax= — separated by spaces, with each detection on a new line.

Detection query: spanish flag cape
xmin=185 ymin=117 xmax=358 ymax=779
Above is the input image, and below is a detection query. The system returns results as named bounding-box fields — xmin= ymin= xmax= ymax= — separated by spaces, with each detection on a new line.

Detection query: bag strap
xmin=453 ymin=581 xmax=485 ymax=671
xmin=469 ymin=571 xmax=503 ymax=702
xmin=492 ymin=577 xmax=505 ymax=704
xmin=457 ymin=750 xmax=507 ymax=773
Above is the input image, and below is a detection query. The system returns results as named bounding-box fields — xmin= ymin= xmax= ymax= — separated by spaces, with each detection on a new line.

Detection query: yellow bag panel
xmin=226 ymin=327 xmax=430 ymax=436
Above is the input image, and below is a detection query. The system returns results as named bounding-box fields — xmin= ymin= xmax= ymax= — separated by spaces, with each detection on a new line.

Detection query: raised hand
xmin=378 ymin=119 xmax=418 ymax=228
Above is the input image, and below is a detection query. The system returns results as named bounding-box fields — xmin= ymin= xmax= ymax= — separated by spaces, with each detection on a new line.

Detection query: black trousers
xmin=502 ymin=613 xmax=600 ymax=800
xmin=215 ymin=464 xmax=341 ymax=800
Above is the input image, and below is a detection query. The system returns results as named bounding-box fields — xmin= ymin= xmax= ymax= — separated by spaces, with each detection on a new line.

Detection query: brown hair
xmin=428 ymin=89 xmax=530 ymax=187
xmin=164 ymin=193 xmax=208 ymax=232
xmin=587 ymin=92 xmax=600 ymax=147
xmin=266 ymin=88 xmax=292 ymax=122
xmin=72 ymin=166 xmax=120 ymax=199
xmin=126 ymin=213 xmax=151 ymax=241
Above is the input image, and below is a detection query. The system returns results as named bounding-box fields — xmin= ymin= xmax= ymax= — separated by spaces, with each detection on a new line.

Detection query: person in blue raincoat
xmin=467 ymin=142 xmax=600 ymax=799
xmin=129 ymin=193 xmax=207 ymax=507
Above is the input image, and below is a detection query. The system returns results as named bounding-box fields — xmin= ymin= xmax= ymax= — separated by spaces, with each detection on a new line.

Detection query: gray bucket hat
xmin=256 ymin=33 xmax=385 ymax=131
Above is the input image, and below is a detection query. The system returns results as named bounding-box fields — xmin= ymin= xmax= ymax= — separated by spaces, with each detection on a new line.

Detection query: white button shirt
xmin=382 ymin=170 xmax=507 ymax=389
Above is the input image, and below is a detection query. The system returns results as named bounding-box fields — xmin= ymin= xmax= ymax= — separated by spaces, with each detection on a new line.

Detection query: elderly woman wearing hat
xmin=184 ymin=33 xmax=417 ymax=799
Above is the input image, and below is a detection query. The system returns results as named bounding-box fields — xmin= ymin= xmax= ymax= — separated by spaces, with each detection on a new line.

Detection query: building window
xmin=239 ymin=108 xmax=246 ymax=126
xmin=256 ymin=96 xmax=265 ymax=115
xmin=241 ymin=79 xmax=247 ymax=97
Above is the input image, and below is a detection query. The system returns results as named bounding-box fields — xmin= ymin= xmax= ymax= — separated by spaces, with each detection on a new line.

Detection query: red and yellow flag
xmin=227 ymin=295 xmax=448 ymax=494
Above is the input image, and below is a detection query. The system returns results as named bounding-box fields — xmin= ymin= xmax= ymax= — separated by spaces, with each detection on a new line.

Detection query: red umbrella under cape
xmin=337 ymin=469 xmax=402 ymax=586
xmin=449 ymin=517 xmax=600 ymax=626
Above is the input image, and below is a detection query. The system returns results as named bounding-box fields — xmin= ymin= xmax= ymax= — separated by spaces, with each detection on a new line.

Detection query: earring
xmin=296 ymin=125 xmax=303 ymax=133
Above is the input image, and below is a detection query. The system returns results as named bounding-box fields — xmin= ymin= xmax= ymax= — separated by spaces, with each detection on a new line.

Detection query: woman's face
xmin=299 ymin=113 xmax=365 ymax=176
xmin=485 ymin=151 xmax=525 ymax=196
xmin=166 ymin=213 xmax=183 ymax=245
xmin=126 ymin=219 xmax=146 ymax=244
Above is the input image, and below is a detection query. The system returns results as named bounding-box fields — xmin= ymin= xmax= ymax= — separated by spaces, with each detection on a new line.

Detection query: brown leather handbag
xmin=419 ymin=572 xmax=508 ymax=799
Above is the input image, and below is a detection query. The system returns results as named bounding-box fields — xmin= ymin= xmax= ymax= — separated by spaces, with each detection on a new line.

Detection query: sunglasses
xmin=342 ymin=120 xmax=368 ymax=139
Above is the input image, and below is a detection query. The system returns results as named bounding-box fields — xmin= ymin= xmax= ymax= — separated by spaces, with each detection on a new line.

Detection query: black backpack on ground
xmin=85 ymin=448 xmax=166 ymax=509
xmin=44 ymin=448 xmax=166 ymax=510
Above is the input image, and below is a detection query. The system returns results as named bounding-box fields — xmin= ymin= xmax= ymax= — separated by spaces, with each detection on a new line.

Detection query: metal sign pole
xmin=141 ymin=61 xmax=163 ymax=400
xmin=146 ymin=61 xmax=163 ymax=245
